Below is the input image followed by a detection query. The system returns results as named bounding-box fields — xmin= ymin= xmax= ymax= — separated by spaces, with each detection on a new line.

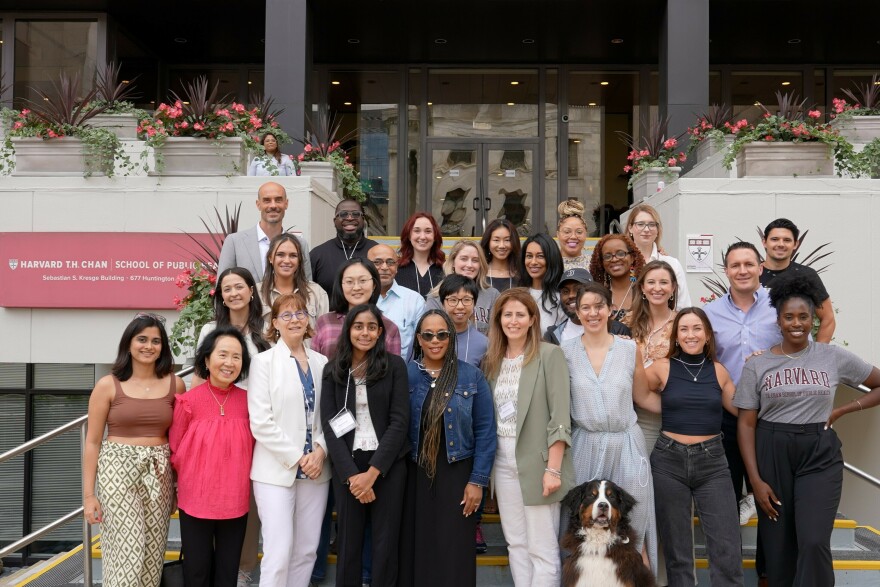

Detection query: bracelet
xmin=855 ymin=399 xmax=864 ymax=411
xmin=544 ymin=467 xmax=562 ymax=479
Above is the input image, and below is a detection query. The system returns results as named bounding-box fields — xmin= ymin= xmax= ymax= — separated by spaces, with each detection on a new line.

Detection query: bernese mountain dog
xmin=561 ymin=479 xmax=656 ymax=587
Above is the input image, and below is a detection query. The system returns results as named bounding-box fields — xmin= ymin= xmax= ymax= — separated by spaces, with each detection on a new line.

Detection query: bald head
xmin=256 ymin=182 xmax=289 ymax=236
xmin=367 ymin=244 xmax=399 ymax=293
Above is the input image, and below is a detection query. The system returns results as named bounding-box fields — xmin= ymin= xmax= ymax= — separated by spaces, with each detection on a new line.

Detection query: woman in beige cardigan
xmin=482 ymin=287 xmax=574 ymax=586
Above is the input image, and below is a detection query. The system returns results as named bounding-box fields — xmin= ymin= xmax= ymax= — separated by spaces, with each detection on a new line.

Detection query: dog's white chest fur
xmin=572 ymin=527 xmax=626 ymax=587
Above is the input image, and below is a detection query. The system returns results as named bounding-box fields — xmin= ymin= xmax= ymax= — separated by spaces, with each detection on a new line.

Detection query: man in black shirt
xmin=760 ymin=218 xmax=835 ymax=342
xmin=309 ymin=199 xmax=378 ymax=295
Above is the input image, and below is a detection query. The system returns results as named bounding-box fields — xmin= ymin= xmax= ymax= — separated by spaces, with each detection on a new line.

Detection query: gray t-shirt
xmin=456 ymin=324 xmax=488 ymax=368
xmin=425 ymin=286 xmax=500 ymax=335
xmin=735 ymin=343 xmax=872 ymax=424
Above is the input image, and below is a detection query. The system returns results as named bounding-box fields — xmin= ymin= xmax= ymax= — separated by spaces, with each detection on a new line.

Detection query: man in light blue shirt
xmin=704 ymin=241 xmax=781 ymax=534
xmin=369 ymin=244 xmax=425 ymax=359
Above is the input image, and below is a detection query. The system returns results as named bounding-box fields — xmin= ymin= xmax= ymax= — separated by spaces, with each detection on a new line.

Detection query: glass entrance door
xmin=427 ymin=142 xmax=538 ymax=237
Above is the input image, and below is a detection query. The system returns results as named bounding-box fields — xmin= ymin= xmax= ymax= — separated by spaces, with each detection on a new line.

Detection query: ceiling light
xmin=150 ymin=101 xmax=155 ymax=104
xmin=347 ymin=38 xmax=360 ymax=44
xmin=573 ymin=139 xmax=581 ymax=143
xmin=522 ymin=38 xmax=535 ymax=44
xmin=427 ymin=102 xmax=433 ymax=105
xmin=247 ymin=81 xmax=253 ymax=85
xmin=754 ymin=101 xmax=761 ymax=106
xmin=331 ymin=81 xmax=341 ymax=85
xmin=510 ymin=81 xmax=520 ymax=85
xmin=507 ymin=102 xmax=515 ymax=106
xmin=497 ymin=172 xmax=504 ymax=176
xmin=43 ymin=97 xmax=49 ymax=101
xmin=588 ymin=102 xmax=597 ymax=106
xmin=874 ymin=81 xmax=880 ymax=86
xmin=121 ymin=80 xmax=130 ymax=84
xmin=611 ymin=38 xmax=624 ymax=44
xmin=781 ymin=81 xmax=791 ymax=86
xmin=600 ymin=81 xmax=609 ymax=86
xmin=788 ymin=38 xmax=801 ymax=44
xmin=344 ymin=102 xmax=352 ymax=106
xmin=434 ymin=38 xmax=447 ymax=44
xmin=435 ymin=175 xmax=442 ymax=179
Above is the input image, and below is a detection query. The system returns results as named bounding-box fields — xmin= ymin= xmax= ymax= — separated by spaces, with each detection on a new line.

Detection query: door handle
xmin=473 ymin=196 xmax=480 ymax=211
xmin=485 ymin=197 xmax=491 ymax=211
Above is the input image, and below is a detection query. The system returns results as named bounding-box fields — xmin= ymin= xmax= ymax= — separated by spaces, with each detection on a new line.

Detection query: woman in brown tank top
xmin=82 ymin=313 xmax=186 ymax=587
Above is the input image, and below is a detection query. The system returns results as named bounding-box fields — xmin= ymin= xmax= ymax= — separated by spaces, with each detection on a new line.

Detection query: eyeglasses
xmin=602 ymin=250 xmax=631 ymax=262
xmin=559 ymin=228 xmax=587 ymax=238
xmin=633 ymin=221 xmax=659 ymax=231
xmin=336 ymin=210 xmax=363 ymax=220
xmin=277 ymin=310 xmax=309 ymax=322
xmin=418 ymin=330 xmax=451 ymax=342
xmin=444 ymin=296 xmax=475 ymax=307
xmin=372 ymin=258 xmax=398 ymax=268
xmin=342 ymin=278 xmax=373 ymax=288
xmin=134 ymin=312 xmax=166 ymax=326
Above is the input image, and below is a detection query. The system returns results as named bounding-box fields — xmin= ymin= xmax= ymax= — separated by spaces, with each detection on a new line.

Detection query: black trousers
xmin=333 ymin=450 xmax=406 ymax=587
xmin=755 ymin=420 xmax=843 ymax=587
xmin=179 ymin=508 xmax=248 ymax=587
xmin=722 ymin=411 xmax=751 ymax=500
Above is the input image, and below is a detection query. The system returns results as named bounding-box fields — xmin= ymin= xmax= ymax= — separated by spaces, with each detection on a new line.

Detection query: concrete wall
xmin=625 ymin=177 xmax=880 ymax=527
xmin=0 ymin=175 xmax=338 ymax=364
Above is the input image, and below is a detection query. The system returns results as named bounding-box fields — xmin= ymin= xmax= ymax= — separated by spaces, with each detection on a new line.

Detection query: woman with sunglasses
xmin=396 ymin=212 xmax=446 ymax=298
xmin=589 ymin=234 xmax=647 ymax=322
xmin=626 ymin=203 xmax=691 ymax=308
xmin=482 ymin=288 xmax=574 ymax=585
xmin=312 ymin=258 xmax=401 ymax=358
xmin=260 ymin=233 xmax=329 ymax=331
xmin=399 ymin=310 xmax=496 ymax=586
xmin=248 ymin=293 xmax=331 ymax=586
xmin=83 ymin=313 xmax=185 ymax=587
xmin=480 ymin=218 xmax=521 ymax=292
xmin=425 ymin=240 xmax=500 ymax=335
xmin=320 ymin=303 xmax=410 ymax=587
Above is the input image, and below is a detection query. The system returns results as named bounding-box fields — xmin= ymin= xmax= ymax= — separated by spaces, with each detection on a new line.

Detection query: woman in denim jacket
xmin=399 ymin=309 xmax=497 ymax=586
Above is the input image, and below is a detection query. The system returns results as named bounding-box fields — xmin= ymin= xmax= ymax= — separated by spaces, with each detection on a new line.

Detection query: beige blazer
xmin=248 ymin=339 xmax=330 ymax=487
xmin=489 ymin=342 xmax=575 ymax=506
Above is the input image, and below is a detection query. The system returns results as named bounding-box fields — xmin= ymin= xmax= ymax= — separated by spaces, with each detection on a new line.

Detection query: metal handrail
xmin=0 ymin=364 xmax=194 ymax=585
xmin=841 ymin=382 xmax=880 ymax=489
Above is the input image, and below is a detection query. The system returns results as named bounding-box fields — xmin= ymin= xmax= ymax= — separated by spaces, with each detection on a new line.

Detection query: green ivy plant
xmin=858 ymin=138 xmax=880 ymax=178
xmin=169 ymin=261 xmax=216 ymax=357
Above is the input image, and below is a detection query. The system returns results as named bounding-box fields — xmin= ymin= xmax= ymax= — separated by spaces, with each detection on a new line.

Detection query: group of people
xmin=82 ymin=183 xmax=880 ymax=587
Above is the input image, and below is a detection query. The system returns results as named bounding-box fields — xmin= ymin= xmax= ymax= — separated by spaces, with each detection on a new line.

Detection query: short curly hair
xmin=768 ymin=273 xmax=825 ymax=315
xmin=589 ymin=234 xmax=645 ymax=286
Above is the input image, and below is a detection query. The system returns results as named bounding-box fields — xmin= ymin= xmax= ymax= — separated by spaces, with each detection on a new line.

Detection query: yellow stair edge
xmin=695 ymin=559 xmax=880 ymax=571
xmin=693 ymin=516 xmax=858 ymax=529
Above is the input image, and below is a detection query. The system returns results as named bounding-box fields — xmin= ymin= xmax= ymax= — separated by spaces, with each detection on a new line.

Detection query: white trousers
xmin=493 ymin=436 xmax=561 ymax=587
xmin=253 ymin=478 xmax=330 ymax=587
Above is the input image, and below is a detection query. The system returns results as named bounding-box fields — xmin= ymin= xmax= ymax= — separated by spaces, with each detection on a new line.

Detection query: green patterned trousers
xmin=97 ymin=441 xmax=173 ymax=587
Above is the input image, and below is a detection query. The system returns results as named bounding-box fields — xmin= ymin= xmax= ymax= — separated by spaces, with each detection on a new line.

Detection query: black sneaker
xmin=475 ymin=523 xmax=488 ymax=554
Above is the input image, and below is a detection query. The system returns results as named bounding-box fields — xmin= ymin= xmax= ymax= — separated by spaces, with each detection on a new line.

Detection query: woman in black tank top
xmin=644 ymin=308 xmax=742 ymax=587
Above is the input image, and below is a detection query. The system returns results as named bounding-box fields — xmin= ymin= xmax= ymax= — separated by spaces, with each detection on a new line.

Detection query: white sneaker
xmin=237 ymin=569 xmax=252 ymax=587
xmin=739 ymin=494 xmax=757 ymax=525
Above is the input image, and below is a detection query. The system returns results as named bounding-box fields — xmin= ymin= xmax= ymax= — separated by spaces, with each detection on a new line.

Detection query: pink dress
xmin=169 ymin=382 xmax=254 ymax=519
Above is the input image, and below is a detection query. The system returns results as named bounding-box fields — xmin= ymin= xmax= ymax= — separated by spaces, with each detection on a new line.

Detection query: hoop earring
xmin=222 ymin=301 xmax=227 ymax=307
xmin=642 ymin=293 xmax=648 ymax=301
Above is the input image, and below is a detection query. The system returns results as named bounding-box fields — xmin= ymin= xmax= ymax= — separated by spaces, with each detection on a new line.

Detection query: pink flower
xmin=12 ymin=121 xmax=23 ymax=130
xmin=623 ymin=165 xmax=633 ymax=172
xmin=47 ymin=130 xmax=59 ymax=138
xmin=639 ymin=149 xmax=650 ymax=157
xmin=221 ymin=122 xmax=234 ymax=132
xmin=209 ymin=289 xmax=215 ymax=296
xmin=249 ymin=115 xmax=263 ymax=129
xmin=231 ymin=103 xmax=245 ymax=113
xmin=147 ymin=127 xmax=157 ymax=137
xmin=193 ymin=122 xmax=205 ymax=131
xmin=20 ymin=108 xmax=30 ymax=116
xmin=765 ymin=135 xmax=774 ymax=141
xmin=808 ymin=110 xmax=821 ymax=119
xmin=271 ymin=121 xmax=278 ymax=128
xmin=298 ymin=154 xmax=304 ymax=161
xmin=763 ymin=112 xmax=771 ymax=118
xmin=663 ymin=138 xmax=677 ymax=149
xmin=304 ymin=144 xmax=312 ymax=152
xmin=678 ymin=152 xmax=687 ymax=162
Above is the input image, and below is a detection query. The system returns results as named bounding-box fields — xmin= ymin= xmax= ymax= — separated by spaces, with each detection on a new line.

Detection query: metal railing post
xmin=81 ymin=421 xmax=93 ymax=587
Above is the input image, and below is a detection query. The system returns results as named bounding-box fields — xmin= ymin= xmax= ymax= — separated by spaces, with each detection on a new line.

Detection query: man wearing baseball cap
xmin=544 ymin=268 xmax=631 ymax=344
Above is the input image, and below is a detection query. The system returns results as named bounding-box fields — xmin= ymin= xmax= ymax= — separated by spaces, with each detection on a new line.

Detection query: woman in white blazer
xmin=249 ymin=292 xmax=331 ymax=587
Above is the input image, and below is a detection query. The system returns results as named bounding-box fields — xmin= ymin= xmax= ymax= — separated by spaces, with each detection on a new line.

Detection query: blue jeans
xmin=651 ymin=433 xmax=743 ymax=587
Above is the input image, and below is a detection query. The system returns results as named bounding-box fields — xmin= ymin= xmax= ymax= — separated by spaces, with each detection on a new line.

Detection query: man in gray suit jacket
xmin=218 ymin=181 xmax=311 ymax=282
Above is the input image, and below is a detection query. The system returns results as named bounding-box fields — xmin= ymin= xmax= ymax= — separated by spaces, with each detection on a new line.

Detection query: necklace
xmin=340 ymin=238 xmax=361 ymax=261
xmin=645 ymin=311 xmax=674 ymax=357
xmin=673 ymin=356 xmax=706 ymax=382
xmin=291 ymin=351 xmax=309 ymax=373
xmin=780 ymin=341 xmax=810 ymax=360
xmin=417 ymin=361 xmax=443 ymax=387
xmin=207 ymin=381 xmax=232 ymax=416
xmin=505 ymin=347 xmax=524 ymax=360
xmin=489 ymin=267 xmax=513 ymax=290
xmin=128 ymin=378 xmax=154 ymax=394
xmin=611 ymin=281 xmax=634 ymax=321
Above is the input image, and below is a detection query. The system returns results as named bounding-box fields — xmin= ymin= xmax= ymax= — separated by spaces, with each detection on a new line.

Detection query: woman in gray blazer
xmin=482 ymin=287 xmax=574 ymax=586
xmin=248 ymin=292 xmax=330 ymax=586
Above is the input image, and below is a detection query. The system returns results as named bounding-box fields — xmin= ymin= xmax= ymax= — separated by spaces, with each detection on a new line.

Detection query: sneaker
xmin=475 ymin=523 xmax=488 ymax=554
xmin=739 ymin=494 xmax=757 ymax=525
xmin=237 ymin=569 xmax=252 ymax=587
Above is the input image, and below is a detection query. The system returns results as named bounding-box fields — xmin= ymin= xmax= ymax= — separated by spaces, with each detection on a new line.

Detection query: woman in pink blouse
xmin=170 ymin=326 xmax=254 ymax=587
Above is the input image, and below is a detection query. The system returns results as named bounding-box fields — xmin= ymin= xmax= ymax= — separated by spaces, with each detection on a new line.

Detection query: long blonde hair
xmin=625 ymin=260 xmax=677 ymax=341
xmin=431 ymin=241 xmax=491 ymax=295
xmin=482 ymin=288 xmax=542 ymax=379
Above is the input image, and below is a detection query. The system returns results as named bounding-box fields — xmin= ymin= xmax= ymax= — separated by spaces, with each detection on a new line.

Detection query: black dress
xmin=395 ymin=262 xmax=444 ymax=299
xmin=399 ymin=382 xmax=477 ymax=586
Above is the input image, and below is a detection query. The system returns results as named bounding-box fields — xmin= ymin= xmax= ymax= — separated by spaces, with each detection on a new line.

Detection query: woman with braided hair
xmin=589 ymin=233 xmax=647 ymax=322
xmin=399 ymin=309 xmax=496 ymax=586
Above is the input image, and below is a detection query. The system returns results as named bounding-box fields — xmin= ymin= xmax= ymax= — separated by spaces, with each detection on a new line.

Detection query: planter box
xmin=735 ymin=142 xmax=834 ymax=178
xmin=150 ymin=136 xmax=246 ymax=176
xmin=631 ymin=167 xmax=680 ymax=202
xmin=694 ymin=134 xmax=735 ymax=164
xmin=829 ymin=115 xmax=880 ymax=146
xmin=299 ymin=160 xmax=341 ymax=194
xmin=10 ymin=137 xmax=112 ymax=176
xmin=89 ymin=113 xmax=141 ymax=140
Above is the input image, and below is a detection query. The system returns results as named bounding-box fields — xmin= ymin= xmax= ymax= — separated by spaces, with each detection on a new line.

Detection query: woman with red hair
xmin=396 ymin=212 xmax=446 ymax=299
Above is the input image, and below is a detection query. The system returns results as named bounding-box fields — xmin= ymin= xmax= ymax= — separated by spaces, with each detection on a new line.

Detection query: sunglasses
xmin=418 ymin=330 xmax=451 ymax=342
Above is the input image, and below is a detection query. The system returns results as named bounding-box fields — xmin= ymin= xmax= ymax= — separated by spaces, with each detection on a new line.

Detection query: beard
xmin=337 ymin=226 xmax=365 ymax=243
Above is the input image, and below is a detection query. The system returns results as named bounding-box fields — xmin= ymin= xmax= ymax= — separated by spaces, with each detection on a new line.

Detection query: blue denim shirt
xmin=407 ymin=360 xmax=497 ymax=487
